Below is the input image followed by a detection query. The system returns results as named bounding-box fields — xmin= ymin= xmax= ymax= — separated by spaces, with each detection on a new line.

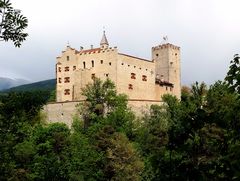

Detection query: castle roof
xmin=100 ymin=31 xmax=109 ymax=46
xmin=80 ymin=48 xmax=101 ymax=54
xmin=119 ymin=53 xmax=151 ymax=62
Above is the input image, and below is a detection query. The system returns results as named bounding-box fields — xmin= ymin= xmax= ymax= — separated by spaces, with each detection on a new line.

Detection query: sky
xmin=0 ymin=0 xmax=240 ymax=85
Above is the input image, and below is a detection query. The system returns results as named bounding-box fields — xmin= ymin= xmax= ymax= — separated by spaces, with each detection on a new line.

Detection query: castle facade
xmin=44 ymin=32 xmax=181 ymax=126
xmin=56 ymin=32 xmax=181 ymax=103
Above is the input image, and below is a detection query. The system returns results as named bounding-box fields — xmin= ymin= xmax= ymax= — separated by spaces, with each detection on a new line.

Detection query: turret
xmin=152 ymin=43 xmax=181 ymax=99
xmin=100 ymin=31 xmax=109 ymax=49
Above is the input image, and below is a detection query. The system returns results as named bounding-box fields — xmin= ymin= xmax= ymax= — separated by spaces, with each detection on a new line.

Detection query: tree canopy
xmin=0 ymin=55 xmax=240 ymax=180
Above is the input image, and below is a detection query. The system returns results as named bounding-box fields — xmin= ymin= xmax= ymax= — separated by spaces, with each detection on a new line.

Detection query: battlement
xmin=152 ymin=43 xmax=180 ymax=51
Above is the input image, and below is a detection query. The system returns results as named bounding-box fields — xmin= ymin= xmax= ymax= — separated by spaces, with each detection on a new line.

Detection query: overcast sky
xmin=0 ymin=0 xmax=240 ymax=85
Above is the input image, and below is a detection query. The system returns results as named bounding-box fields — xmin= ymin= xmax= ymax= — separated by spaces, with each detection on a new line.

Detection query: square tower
xmin=152 ymin=43 xmax=181 ymax=99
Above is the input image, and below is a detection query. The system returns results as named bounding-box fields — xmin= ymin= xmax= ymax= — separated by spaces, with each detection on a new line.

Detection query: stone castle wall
xmin=49 ymin=34 xmax=181 ymax=126
xmin=44 ymin=100 xmax=163 ymax=127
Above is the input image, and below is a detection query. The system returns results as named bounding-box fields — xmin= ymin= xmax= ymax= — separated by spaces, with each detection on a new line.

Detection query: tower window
xmin=92 ymin=60 xmax=94 ymax=67
xmin=64 ymin=89 xmax=70 ymax=95
xmin=65 ymin=66 xmax=69 ymax=72
xmin=67 ymin=56 xmax=70 ymax=61
xmin=109 ymin=62 xmax=111 ymax=66
xmin=156 ymin=54 xmax=159 ymax=57
xmin=83 ymin=62 xmax=86 ymax=69
xmin=58 ymin=78 xmax=62 ymax=83
xmin=64 ymin=77 xmax=70 ymax=83
xmin=131 ymin=73 xmax=136 ymax=79
xmin=128 ymin=84 xmax=133 ymax=90
xmin=91 ymin=73 xmax=95 ymax=79
xmin=58 ymin=67 xmax=61 ymax=72
xmin=100 ymin=60 xmax=103 ymax=64
xmin=73 ymin=66 xmax=76 ymax=70
xmin=106 ymin=73 xmax=109 ymax=77
xmin=142 ymin=75 xmax=147 ymax=81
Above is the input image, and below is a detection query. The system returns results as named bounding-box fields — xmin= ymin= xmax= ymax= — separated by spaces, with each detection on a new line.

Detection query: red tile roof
xmin=80 ymin=48 xmax=101 ymax=54
xmin=119 ymin=53 xmax=151 ymax=62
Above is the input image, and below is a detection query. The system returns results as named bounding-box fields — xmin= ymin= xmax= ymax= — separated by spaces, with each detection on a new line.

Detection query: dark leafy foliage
xmin=0 ymin=0 xmax=28 ymax=47
xmin=225 ymin=54 xmax=240 ymax=94
xmin=1 ymin=54 xmax=240 ymax=180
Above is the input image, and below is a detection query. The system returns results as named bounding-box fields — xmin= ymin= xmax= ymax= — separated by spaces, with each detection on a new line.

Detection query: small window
xmin=170 ymin=62 xmax=173 ymax=65
xmin=58 ymin=78 xmax=62 ymax=83
xmin=106 ymin=73 xmax=109 ymax=77
xmin=128 ymin=84 xmax=133 ymax=90
xmin=64 ymin=77 xmax=70 ymax=83
xmin=91 ymin=73 xmax=95 ymax=79
xmin=65 ymin=66 xmax=69 ymax=72
xmin=100 ymin=60 xmax=103 ymax=64
xmin=175 ymin=53 xmax=177 ymax=56
xmin=92 ymin=60 xmax=94 ymax=67
xmin=109 ymin=62 xmax=111 ymax=66
xmin=166 ymin=87 xmax=168 ymax=91
xmin=139 ymin=67 xmax=141 ymax=70
xmin=67 ymin=56 xmax=70 ymax=61
xmin=156 ymin=54 xmax=159 ymax=57
xmin=121 ymin=63 xmax=124 ymax=65
xmin=73 ymin=66 xmax=76 ymax=70
xmin=83 ymin=62 xmax=86 ymax=69
xmin=170 ymin=87 xmax=172 ymax=91
xmin=58 ymin=67 xmax=61 ymax=72
xmin=131 ymin=73 xmax=136 ymax=79
xmin=142 ymin=75 xmax=147 ymax=81
xmin=134 ymin=66 xmax=136 ymax=68
xmin=64 ymin=89 xmax=70 ymax=95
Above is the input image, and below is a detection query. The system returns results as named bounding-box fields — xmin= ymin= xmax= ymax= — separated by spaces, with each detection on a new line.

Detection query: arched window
xmin=83 ymin=62 xmax=86 ymax=69
xmin=92 ymin=60 xmax=94 ymax=67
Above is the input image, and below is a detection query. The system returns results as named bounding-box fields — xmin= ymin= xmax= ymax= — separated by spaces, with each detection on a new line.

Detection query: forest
xmin=0 ymin=54 xmax=239 ymax=180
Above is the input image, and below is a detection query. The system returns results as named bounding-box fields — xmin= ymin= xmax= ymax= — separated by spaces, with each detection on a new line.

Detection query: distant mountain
xmin=2 ymin=79 xmax=56 ymax=92
xmin=0 ymin=77 xmax=30 ymax=91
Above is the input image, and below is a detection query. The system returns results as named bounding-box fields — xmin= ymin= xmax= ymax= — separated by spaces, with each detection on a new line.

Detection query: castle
xmin=45 ymin=32 xmax=181 ymax=126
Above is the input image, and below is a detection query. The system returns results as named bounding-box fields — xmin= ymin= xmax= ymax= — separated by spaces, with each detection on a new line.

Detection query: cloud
xmin=1 ymin=0 xmax=240 ymax=85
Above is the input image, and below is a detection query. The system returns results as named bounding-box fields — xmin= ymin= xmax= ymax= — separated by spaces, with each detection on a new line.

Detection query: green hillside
xmin=2 ymin=79 xmax=56 ymax=92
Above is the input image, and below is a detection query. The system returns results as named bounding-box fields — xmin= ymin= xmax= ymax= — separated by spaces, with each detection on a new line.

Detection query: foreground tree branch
xmin=0 ymin=0 xmax=28 ymax=47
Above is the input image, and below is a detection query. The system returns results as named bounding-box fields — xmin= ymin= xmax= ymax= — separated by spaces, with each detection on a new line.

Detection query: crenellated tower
xmin=152 ymin=43 xmax=181 ymax=99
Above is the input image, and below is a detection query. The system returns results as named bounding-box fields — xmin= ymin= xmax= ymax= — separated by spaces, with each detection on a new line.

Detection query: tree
xmin=0 ymin=0 xmax=28 ymax=47
xmin=78 ymin=78 xmax=129 ymax=129
xmin=225 ymin=54 xmax=240 ymax=94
